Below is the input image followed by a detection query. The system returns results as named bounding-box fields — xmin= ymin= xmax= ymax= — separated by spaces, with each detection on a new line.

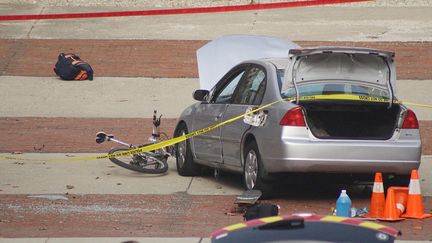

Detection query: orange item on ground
xmin=379 ymin=187 xmax=408 ymax=221
xmin=401 ymin=170 xmax=432 ymax=219
xmin=367 ymin=172 xmax=385 ymax=218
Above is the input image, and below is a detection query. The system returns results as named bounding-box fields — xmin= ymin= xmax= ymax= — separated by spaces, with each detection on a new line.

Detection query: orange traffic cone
xmin=379 ymin=187 xmax=408 ymax=221
xmin=401 ymin=170 xmax=432 ymax=219
xmin=366 ymin=172 xmax=385 ymax=218
xmin=394 ymin=187 xmax=409 ymax=216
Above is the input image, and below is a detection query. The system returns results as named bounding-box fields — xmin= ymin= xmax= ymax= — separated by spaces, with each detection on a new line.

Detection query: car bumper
xmin=262 ymin=138 xmax=421 ymax=174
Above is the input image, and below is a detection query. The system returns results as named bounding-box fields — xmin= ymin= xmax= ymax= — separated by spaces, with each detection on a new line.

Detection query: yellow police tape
xmin=0 ymin=94 xmax=431 ymax=162
xmin=298 ymin=94 xmax=432 ymax=108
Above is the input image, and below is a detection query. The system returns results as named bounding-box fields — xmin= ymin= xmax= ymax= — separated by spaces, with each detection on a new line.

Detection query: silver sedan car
xmin=174 ymin=46 xmax=422 ymax=193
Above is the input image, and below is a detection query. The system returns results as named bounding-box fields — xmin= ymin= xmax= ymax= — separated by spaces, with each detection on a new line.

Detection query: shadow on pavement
xmin=196 ymin=169 xmax=374 ymax=199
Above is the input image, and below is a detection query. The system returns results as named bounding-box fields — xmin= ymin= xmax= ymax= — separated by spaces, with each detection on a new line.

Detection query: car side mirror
xmin=193 ymin=89 xmax=210 ymax=102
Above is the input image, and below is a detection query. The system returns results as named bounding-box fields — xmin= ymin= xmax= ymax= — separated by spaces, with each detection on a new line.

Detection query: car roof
xmin=261 ymin=58 xmax=290 ymax=69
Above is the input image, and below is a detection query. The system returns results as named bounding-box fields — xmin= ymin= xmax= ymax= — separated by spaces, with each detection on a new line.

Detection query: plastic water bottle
xmin=336 ymin=190 xmax=352 ymax=217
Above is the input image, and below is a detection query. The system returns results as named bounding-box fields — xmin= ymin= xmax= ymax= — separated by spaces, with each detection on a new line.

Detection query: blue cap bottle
xmin=336 ymin=189 xmax=352 ymax=217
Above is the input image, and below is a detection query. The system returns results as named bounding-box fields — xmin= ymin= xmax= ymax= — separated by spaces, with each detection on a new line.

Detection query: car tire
xmin=243 ymin=141 xmax=271 ymax=197
xmin=175 ymin=122 xmax=201 ymax=176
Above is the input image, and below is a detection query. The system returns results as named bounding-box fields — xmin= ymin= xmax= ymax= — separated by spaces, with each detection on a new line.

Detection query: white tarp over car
xmin=196 ymin=35 xmax=300 ymax=90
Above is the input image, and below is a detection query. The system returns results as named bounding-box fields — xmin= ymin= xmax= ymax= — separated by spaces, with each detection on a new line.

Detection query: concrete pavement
xmin=0 ymin=154 xmax=242 ymax=195
xmin=0 ymin=76 xmax=199 ymax=118
xmin=0 ymin=76 xmax=430 ymax=119
xmin=1 ymin=154 xmax=431 ymax=196
xmin=6 ymin=0 xmax=432 ymax=7
xmin=1 ymin=5 xmax=432 ymax=41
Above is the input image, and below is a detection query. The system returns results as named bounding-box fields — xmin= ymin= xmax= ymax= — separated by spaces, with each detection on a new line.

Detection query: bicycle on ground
xmin=95 ymin=110 xmax=174 ymax=174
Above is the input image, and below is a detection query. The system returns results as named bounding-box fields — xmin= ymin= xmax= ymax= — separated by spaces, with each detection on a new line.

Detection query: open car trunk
xmin=301 ymin=101 xmax=401 ymax=140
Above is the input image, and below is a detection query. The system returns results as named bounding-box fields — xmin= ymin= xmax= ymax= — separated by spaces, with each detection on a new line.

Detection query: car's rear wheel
xmin=175 ymin=122 xmax=201 ymax=176
xmin=243 ymin=141 xmax=271 ymax=196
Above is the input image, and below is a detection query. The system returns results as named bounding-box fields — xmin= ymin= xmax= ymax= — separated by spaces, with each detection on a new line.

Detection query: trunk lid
xmin=282 ymin=47 xmax=396 ymax=105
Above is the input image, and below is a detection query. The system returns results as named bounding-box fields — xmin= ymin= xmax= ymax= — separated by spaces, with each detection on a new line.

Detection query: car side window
xmin=232 ymin=66 xmax=266 ymax=105
xmin=213 ymin=70 xmax=246 ymax=104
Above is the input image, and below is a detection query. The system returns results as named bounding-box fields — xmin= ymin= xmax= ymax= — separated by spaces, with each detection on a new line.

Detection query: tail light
xmin=280 ymin=107 xmax=306 ymax=126
xmin=402 ymin=109 xmax=419 ymax=129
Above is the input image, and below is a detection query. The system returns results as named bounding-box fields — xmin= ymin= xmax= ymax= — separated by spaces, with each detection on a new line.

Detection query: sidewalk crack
xmin=251 ymin=11 xmax=258 ymax=32
xmin=27 ymin=7 xmax=45 ymax=39
xmin=1 ymin=40 xmax=24 ymax=76
xmin=250 ymin=0 xmax=259 ymax=32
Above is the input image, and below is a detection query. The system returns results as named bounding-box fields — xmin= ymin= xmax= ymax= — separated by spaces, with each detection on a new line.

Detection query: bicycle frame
xmin=94 ymin=110 xmax=174 ymax=174
xmin=106 ymin=137 xmax=133 ymax=148
xmin=95 ymin=110 xmax=174 ymax=156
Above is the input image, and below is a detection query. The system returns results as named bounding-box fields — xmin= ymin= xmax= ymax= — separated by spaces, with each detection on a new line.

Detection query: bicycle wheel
xmin=108 ymin=147 xmax=168 ymax=174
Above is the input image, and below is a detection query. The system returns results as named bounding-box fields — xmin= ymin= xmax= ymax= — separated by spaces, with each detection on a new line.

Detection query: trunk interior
xmin=301 ymin=101 xmax=401 ymax=140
